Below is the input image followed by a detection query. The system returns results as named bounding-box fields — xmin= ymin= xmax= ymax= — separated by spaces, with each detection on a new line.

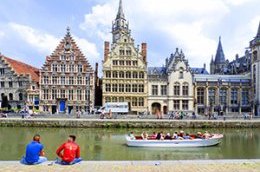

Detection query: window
xmin=197 ymin=88 xmax=204 ymax=104
xmin=52 ymin=89 xmax=57 ymax=100
xmin=77 ymin=90 xmax=82 ymax=100
xmin=126 ymin=61 xmax=131 ymax=66
xmin=139 ymin=84 xmax=144 ymax=93
xmin=231 ymin=88 xmax=238 ymax=105
xmin=0 ymin=68 xmax=5 ymax=75
xmin=242 ymin=89 xmax=249 ymax=105
xmin=105 ymin=84 xmax=111 ymax=92
xmin=182 ymin=100 xmax=189 ymax=110
xmin=69 ymin=64 xmax=74 ymax=72
xmin=132 ymin=84 xmax=138 ymax=92
xmin=18 ymin=81 xmax=23 ymax=87
xmin=60 ymin=89 xmax=66 ymax=98
xmin=52 ymin=64 xmax=58 ymax=72
xmin=139 ymin=72 xmax=144 ymax=78
xmin=106 ymin=71 xmax=111 ymax=78
xmin=69 ymin=76 xmax=74 ymax=85
xmin=112 ymin=97 xmax=117 ymax=102
xmin=77 ymin=76 xmax=82 ymax=85
xmin=179 ymin=71 xmax=184 ymax=79
xmin=119 ymin=97 xmax=124 ymax=102
xmin=182 ymin=83 xmax=189 ymax=96
xmin=43 ymin=76 xmax=49 ymax=84
xmin=51 ymin=76 xmax=57 ymax=84
xmin=0 ymin=82 xmax=4 ymax=88
xmin=78 ymin=65 xmax=83 ymax=73
xmin=112 ymin=84 xmax=118 ymax=92
xmin=113 ymin=60 xmax=118 ymax=65
xmin=112 ymin=71 xmax=118 ymax=78
xmin=132 ymin=97 xmax=137 ymax=106
xmin=161 ymin=85 xmax=167 ymax=95
xmin=125 ymin=84 xmax=131 ymax=92
xmin=133 ymin=72 xmax=138 ymax=78
xmin=219 ymin=88 xmax=227 ymax=105
xmin=60 ymin=76 xmax=65 ymax=85
xmin=60 ymin=55 xmax=65 ymax=60
xmin=9 ymin=81 xmax=13 ymax=88
xmin=174 ymin=100 xmax=180 ymax=110
xmin=70 ymin=54 xmax=74 ymax=60
xmin=43 ymin=89 xmax=49 ymax=100
xmin=119 ymin=71 xmax=124 ymax=78
xmin=119 ymin=84 xmax=124 ymax=92
xmin=9 ymin=93 xmax=13 ymax=101
xmin=119 ymin=49 xmax=125 ymax=56
xmin=133 ymin=61 xmax=138 ymax=66
xmin=69 ymin=90 xmax=73 ymax=100
xmin=208 ymin=88 xmax=216 ymax=104
xmin=138 ymin=97 xmax=144 ymax=106
xmin=119 ymin=61 xmax=124 ymax=66
xmin=126 ymin=49 xmax=131 ymax=56
xmin=105 ymin=97 xmax=111 ymax=103
xmin=152 ymin=85 xmax=158 ymax=95
xmin=126 ymin=71 xmax=131 ymax=78
xmin=61 ymin=64 xmax=66 ymax=72
xmin=174 ymin=83 xmax=180 ymax=96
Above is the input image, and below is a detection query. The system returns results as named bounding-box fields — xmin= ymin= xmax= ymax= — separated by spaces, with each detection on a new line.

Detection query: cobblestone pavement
xmin=0 ymin=160 xmax=260 ymax=172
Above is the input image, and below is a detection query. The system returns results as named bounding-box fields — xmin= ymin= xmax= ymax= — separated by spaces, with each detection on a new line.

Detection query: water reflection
xmin=0 ymin=127 xmax=259 ymax=160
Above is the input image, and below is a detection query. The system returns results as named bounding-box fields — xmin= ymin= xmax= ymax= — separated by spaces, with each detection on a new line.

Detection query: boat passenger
xmin=179 ymin=130 xmax=185 ymax=137
xmin=173 ymin=132 xmax=178 ymax=139
xmin=128 ymin=132 xmax=136 ymax=140
xmin=56 ymin=135 xmax=82 ymax=165
xmin=196 ymin=132 xmax=203 ymax=139
xmin=203 ymin=131 xmax=211 ymax=139
xmin=150 ymin=132 xmax=157 ymax=139
xmin=156 ymin=131 xmax=164 ymax=140
xmin=164 ymin=133 xmax=172 ymax=140
xmin=141 ymin=131 xmax=148 ymax=140
xmin=183 ymin=133 xmax=191 ymax=139
xmin=20 ymin=134 xmax=47 ymax=165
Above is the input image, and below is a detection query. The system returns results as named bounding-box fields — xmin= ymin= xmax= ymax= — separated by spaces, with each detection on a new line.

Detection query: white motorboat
xmin=125 ymin=134 xmax=223 ymax=148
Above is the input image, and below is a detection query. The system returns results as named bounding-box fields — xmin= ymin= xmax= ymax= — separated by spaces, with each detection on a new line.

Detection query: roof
xmin=116 ymin=0 xmax=125 ymax=19
xmin=191 ymin=67 xmax=209 ymax=74
xmin=1 ymin=56 xmax=39 ymax=82
xmin=148 ymin=67 xmax=167 ymax=75
xmin=215 ymin=37 xmax=225 ymax=64
xmin=194 ymin=73 xmax=251 ymax=83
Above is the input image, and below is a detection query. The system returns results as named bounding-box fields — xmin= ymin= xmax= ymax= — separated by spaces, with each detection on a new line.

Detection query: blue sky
xmin=0 ymin=0 xmax=259 ymax=72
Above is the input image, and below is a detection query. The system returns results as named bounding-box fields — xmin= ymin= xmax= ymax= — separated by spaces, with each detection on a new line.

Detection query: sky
xmin=0 ymin=0 xmax=259 ymax=73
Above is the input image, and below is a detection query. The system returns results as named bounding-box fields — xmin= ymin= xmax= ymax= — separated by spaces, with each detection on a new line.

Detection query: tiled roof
xmin=191 ymin=67 xmax=209 ymax=74
xmin=148 ymin=67 xmax=167 ymax=75
xmin=2 ymin=56 xmax=39 ymax=82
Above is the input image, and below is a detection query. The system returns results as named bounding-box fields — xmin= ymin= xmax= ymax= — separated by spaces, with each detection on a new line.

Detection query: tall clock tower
xmin=250 ymin=22 xmax=260 ymax=116
xmin=102 ymin=0 xmax=148 ymax=114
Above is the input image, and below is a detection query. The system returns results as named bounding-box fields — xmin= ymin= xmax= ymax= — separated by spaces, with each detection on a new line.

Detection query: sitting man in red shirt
xmin=56 ymin=135 xmax=82 ymax=165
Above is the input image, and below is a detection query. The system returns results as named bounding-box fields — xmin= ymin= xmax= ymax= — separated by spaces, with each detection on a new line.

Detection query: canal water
xmin=0 ymin=127 xmax=259 ymax=160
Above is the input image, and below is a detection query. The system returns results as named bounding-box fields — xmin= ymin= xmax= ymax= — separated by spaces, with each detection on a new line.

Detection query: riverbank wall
xmin=0 ymin=118 xmax=260 ymax=128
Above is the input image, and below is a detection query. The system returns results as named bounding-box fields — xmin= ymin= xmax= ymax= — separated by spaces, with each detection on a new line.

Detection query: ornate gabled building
xmin=148 ymin=48 xmax=194 ymax=114
xmin=102 ymin=0 xmax=148 ymax=113
xmin=250 ymin=22 xmax=260 ymax=116
xmin=39 ymin=28 xmax=95 ymax=114
xmin=0 ymin=55 xmax=39 ymax=111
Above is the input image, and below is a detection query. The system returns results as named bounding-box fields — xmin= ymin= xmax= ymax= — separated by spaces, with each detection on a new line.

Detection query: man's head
xmin=68 ymin=135 xmax=76 ymax=142
xmin=33 ymin=134 xmax=41 ymax=142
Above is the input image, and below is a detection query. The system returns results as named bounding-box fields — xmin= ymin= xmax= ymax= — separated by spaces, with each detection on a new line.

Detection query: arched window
xmin=133 ymin=72 xmax=138 ymax=78
xmin=19 ymin=93 xmax=23 ymax=101
xmin=112 ymin=97 xmax=117 ymax=102
xmin=126 ymin=71 xmax=131 ymax=78
xmin=197 ymin=88 xmax=205 ymax=104
xmin=112 ymin=71 xmax=118 ymax=78
xmin=9 ymin=93 xmax=13 ymax=101
xmin=106 ymin=71 xmax=111 ymax=78
xmin=105 ymin=97 xmax=111 ymax=103
xmin=119 ymin=71 xmax=124 ymax=78
xmin=174 ymin=82 xmax=180 ymax=96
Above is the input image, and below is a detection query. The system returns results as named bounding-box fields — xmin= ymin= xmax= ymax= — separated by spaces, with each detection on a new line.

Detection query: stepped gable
xmin=1 ymin=55 xmax=39 ymax=82
xmin=43 ymin=28 xmax=93 ymax=71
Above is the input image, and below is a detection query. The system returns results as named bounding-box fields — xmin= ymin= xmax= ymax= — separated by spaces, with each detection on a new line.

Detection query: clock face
xmin=114 ymin=34 xmax=120 ymax=40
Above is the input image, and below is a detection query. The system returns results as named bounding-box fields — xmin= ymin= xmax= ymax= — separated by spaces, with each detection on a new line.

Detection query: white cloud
xmin=0 ymin=31 xmax=4 ymax=38
xmin=225 ymin=0 xmax=254 ymax=6
xmin=8 ymin=23 xmax=99 ymax=64
xmin=9 ymin=22 xmax=60 ymax=54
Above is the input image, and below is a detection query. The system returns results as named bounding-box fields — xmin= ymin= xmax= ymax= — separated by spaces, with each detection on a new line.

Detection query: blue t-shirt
xmin=25 ymin=141 xmax=44 ymax=163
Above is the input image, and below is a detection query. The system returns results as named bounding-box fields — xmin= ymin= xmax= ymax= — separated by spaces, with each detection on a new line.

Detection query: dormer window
xmin=65 ymin=42 xmax=71 ymax=51
xmin=179 ymin=71 xmax=184 ymax=79
xmin=60 ymin=55 xmax=65 ymax=61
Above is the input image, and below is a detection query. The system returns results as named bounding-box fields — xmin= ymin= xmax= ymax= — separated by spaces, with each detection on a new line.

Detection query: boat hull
xmin=126 ymin=134 xmax=223 ymax=148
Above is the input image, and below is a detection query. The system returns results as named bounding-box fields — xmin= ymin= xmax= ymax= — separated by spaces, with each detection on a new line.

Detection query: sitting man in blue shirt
xmin=20 ymin=134 xmax=47 ymax=165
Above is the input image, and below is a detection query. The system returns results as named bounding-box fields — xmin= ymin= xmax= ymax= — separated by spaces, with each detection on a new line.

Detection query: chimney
xmin=203 ymin=63 xmax=206 ymax=69
xmin=141 ymin=43 xmax=147 ymax=62
xmin=104 ymin=41 xmax=110 ymax=61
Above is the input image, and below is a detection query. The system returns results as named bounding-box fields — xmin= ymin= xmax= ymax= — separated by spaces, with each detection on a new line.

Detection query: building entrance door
xmin=59 ymin=100 xmax=66 ymax=112
xmin=52 ymin=105 xmax=57 ymax=114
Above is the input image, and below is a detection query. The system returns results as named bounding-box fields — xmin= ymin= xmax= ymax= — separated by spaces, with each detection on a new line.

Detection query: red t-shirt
xmin=56 ymin=141 xmax=80 ymax=163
